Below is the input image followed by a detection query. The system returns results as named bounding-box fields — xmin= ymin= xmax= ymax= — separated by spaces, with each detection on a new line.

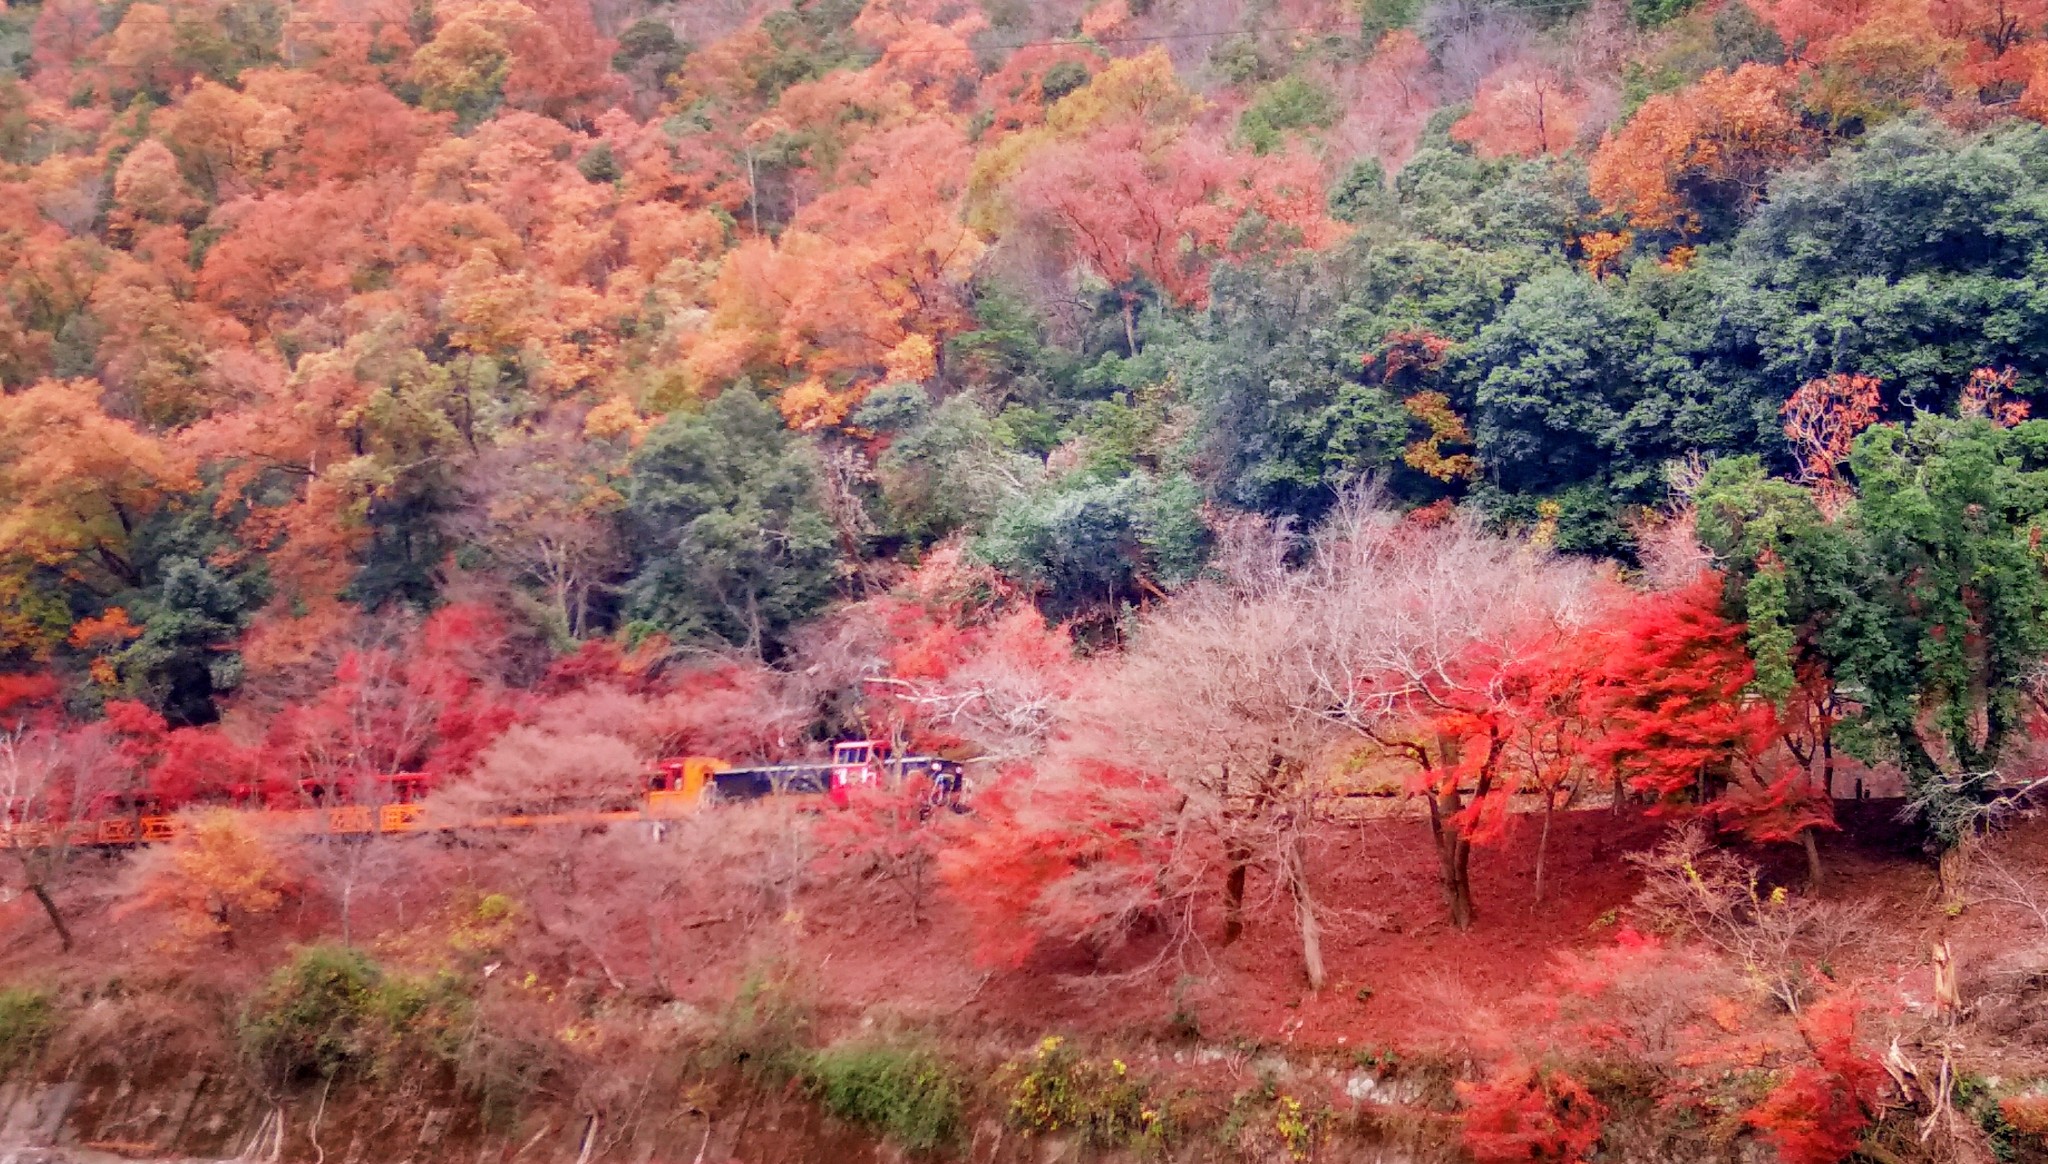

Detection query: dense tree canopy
xmin=624 ymin=388 xmax=839 ymax=654
xmin=1699 ymin=417 xmax=2048 ymax=846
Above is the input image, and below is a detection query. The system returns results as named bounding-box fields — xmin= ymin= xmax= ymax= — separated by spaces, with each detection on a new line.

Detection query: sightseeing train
xmin=0 ymin=740 xmax=967 ymax=848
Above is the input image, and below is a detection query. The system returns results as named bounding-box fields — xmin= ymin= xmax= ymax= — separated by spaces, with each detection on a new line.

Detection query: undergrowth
xmin=239 ymin=943 xmax=469 ymax=1086
xmin=0 ymin=986 xmax=54 ymax=1077
xmin=999 ymin=1035 xmax=1165 ymax=1149
xmin=806 ymin=1042 xmax=963 ymax=1152
xmin=703 ymin=961 xmax=815 ymax=1083
xmin=1219 ymin=1079 xmax=1326 ymax=1162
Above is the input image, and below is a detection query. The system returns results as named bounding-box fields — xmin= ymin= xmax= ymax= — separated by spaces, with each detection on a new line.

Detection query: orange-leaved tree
xmin=687 ymin=119 xmax=984 ymax=428
xmin=0 ymin=379 xmax=197 ymax=606
xmin=1959 ymin=365 xmax=2032 ymax=426
xmin=1781 ymin=372 xmax=1882 ymax=488
xmin=1009 ymin=120 xmax=1341 ymax=352
xmin=1452 ymin=60 xmax=1589 ymax=159
xmin=123 ymin=809 xmax=300 ymax=951
xmin=1588 ymin=64 xmax=1815 ymax=240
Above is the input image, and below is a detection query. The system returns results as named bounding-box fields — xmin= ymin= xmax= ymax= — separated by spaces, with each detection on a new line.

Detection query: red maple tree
xmin=939 ymin=757 xmax=1191 ymax=969
xmin=1586 ymin=577 xmax=1835 ymax=879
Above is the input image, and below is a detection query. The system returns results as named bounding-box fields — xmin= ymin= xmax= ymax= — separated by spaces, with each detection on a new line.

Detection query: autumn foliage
xmin=1744 ymin=996 xmax=1886 ymax=1164
xmin=1782 ymin=373 xmax=1883 ymax=486
xmin=1590 ymin=64 xmax=1814 ymax=237
xmin=0 ymin=3 xmax=2032 ymax=1148
xmin=121 ymin=809 xmax=300 ymax=950
xmin=1588 ymin=576 xmax=1833 ymax=845
xmin=1452 ymin=61 xmax=1588 ymax=159
xmin=939 ymin=758 xmax=1187 ymax=968
xmin=1458 ymin=1065 xmax=1607 ymax=1164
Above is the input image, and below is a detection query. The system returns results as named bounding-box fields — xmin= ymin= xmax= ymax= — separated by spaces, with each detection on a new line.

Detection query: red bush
xmin=1459 ymin=1064 xmax=1606 ymax=1164
xmin=1744 ymin=995 xmax=1884 ymax=1164
xmin=2000 ymin=1094 xmax=2048 ymax=1137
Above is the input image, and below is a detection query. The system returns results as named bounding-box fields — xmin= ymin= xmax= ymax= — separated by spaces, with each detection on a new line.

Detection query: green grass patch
xmin=807 ymin=1043 xmax=963 ymax=1152
xmin=0 ymin=987 xmax=55 ymax=1076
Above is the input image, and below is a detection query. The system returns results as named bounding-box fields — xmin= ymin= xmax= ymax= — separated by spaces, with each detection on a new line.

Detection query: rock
xmin=1344 ymin=1071 xmax=1423 ymax=1105
xmin=417 ymin=1108 xmax=452 ymax=1146
xmin=0 ymin=1085 xmax=78 ymax=1148
xmin=1035 ymin=1134 xmax=1080 ymax=1163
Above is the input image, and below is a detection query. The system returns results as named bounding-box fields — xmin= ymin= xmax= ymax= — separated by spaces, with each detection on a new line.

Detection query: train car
xmin=707 ymin=740 xmax=966 ymax=810
xmin=646 ymin=756 xmax=729 ymax=817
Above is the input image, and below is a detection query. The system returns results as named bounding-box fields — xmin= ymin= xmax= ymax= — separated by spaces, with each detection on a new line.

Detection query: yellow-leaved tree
xmin=124 ymin=810 xmax=300 ymax=951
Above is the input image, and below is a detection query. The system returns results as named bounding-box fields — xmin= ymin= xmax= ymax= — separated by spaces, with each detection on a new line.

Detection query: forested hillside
xmin=11 ymin=0 xmax=2048 ymax=692
xmin=14 ymin=0 xmax=2048 ymax=1160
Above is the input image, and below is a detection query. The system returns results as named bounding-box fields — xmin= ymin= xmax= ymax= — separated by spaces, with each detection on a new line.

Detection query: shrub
xmin=1742 ymin=996 xmax=1882 ymax=1164
xmin=1220 ymin=1083 xmax=1323 ymax=1162
xmin=364 ymin=968 xmax=471 ymax=1074
xmin=807 ymin=1043 xmax=962 ymax=1152
xmin=1001 ymin=1036 xmax=1162 ymax=1148
xmin=1458 ymin=1064 xmax=1606 ymax=1164
xmin=0 ymin=987 xmax=54 ymax=1076
xmin=1746 ymin=1066 xmax=1868 ymax=1164
xmin=1999 ymin=1092 xmax=2048 ymax=1136
xmin=707 ymin=962 xmax=814 ymax=1083
xmin=1238 ymin=75 xmax=1338 ymax=154
xmin=1628 ymin=826 xmax=1868 ymax=1013
xmin=242 ymin=945 xmax=380 ymax=1081
xmin=1039 ymin=59 xmax=1090 ymax=102
xmin=241 ymin=944 xmax=469 ymax=1083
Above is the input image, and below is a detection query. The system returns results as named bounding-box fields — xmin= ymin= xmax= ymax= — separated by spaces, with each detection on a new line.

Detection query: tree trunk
xmin=1448 ymin=836 xmax=1474 ymax=929
xmin=28 ymin=881 xmax=70 ymax=953
xmin=1533 ymin=794 xmax=1556 ymax=905
xmin=1426 ymin=785 xmax=1475 ymax=929
xmin=1287 ymin=833 xmax=1325 ymax=991
xmin=1937 ymin=842 xmax=1972 ymax=912
xmin=1801 ymin=826 xmax=1824 ymax=895
xmin=745 ymin=150 xmax=761 ymax=236
xmin=1932 ymin=940 xmax=1961 ymax=1023
xmin=1221 ymin=844 xmax=1250 ymax=946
